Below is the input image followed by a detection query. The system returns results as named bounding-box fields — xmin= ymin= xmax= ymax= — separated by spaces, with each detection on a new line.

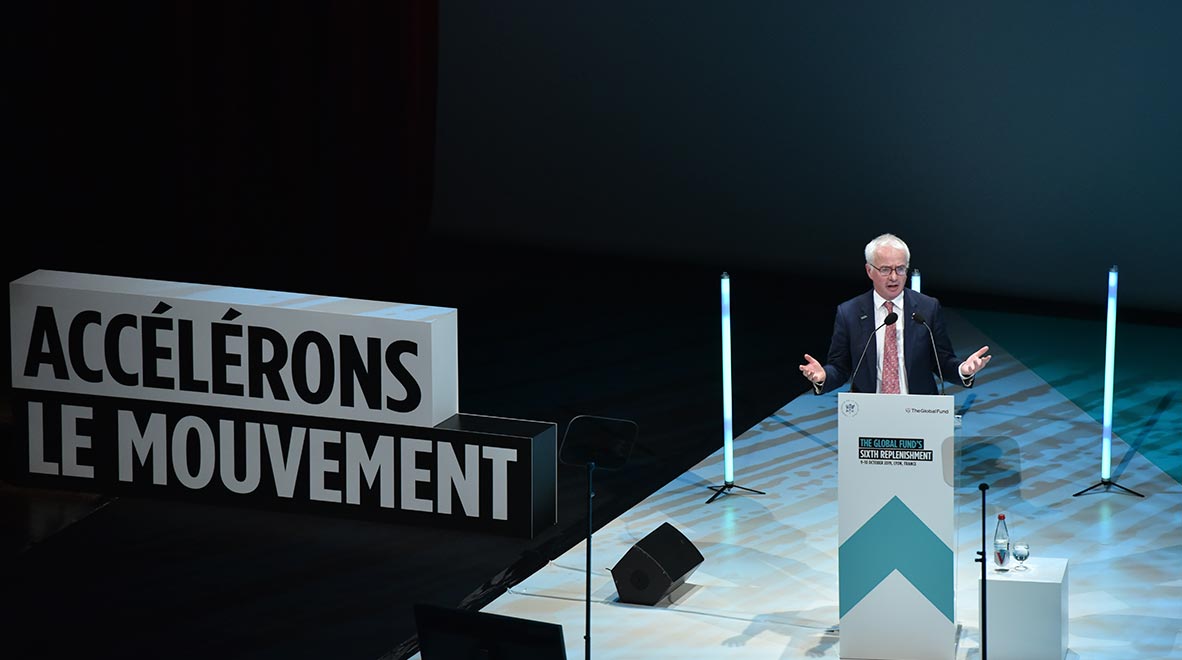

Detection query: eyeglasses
xmin=870 ymin=264 xmax=909 ymax=276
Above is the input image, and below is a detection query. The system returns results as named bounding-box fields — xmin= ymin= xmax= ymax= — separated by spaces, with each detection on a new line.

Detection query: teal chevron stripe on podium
xmin=839 ymin=496 xmax=953 ymax=621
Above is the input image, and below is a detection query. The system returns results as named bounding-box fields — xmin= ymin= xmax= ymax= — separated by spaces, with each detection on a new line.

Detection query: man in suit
xmin=799 ymin=233 xmax=991 ymax=394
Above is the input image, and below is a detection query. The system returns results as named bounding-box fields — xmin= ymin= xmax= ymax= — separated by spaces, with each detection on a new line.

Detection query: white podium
xmin=837 ymin=392 xmax=956 ymax=660
xmin=982 ymin=557 xmax=1069 ymax=660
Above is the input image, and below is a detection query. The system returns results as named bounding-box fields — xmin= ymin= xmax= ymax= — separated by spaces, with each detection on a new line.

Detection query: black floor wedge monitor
xmin=414 ymin=603 xmax=568 ymax=660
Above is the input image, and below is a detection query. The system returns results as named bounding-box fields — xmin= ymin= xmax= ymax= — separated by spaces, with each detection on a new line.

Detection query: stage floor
xmin=442 ymin=311 xmax=1182 ymax=659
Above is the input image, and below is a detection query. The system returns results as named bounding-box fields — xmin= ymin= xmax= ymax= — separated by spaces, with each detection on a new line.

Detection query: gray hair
xmin=864 ymin=233 xmax=910 ymax=267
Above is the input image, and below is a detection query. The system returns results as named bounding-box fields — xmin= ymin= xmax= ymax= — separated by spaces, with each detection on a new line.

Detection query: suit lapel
xmin=858 ymin=292 xmax=877 ymax=390
xmin=903 ymin=290 xmax=935 ymax=388
xmin=903 ymin=289 xmax=917 ymax=376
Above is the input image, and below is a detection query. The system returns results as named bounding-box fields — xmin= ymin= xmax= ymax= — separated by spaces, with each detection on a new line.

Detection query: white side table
xmin=979 ymin=556 xmax=1069 ymax=660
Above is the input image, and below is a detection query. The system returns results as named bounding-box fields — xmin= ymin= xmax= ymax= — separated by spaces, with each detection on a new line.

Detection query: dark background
xmin=3 ymin=2 xmax=1179 ymax=659
xmin=8 ymin=2 xmax=1182 ymax=320
xmin=433 ymin=2 xmax=1181 ymax=314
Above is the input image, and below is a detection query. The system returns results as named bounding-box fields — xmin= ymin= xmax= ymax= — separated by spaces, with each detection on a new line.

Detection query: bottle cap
xmin=998 ymin=513 xmax=1006 ymax=520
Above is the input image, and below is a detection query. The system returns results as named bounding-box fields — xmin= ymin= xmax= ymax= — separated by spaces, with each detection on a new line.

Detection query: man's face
xmin=866 ymin=245 xmax=907 ymax=300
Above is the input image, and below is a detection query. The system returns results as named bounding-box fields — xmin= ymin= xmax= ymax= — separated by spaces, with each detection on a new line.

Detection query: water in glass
xmin=1012 ymin=542 xmax=1030 ymax=570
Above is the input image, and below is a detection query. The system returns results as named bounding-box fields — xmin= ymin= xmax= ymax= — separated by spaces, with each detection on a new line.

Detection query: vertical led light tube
xmin=721 ymin=273 xmax=734 ymax=484
xmin=911 ymin=268 xmax=922 ymax=293
xmin=1101 ymin=266 xmax=1117 ymax=480
xmin=1072 ymin=265 xmax=1139 ymax=498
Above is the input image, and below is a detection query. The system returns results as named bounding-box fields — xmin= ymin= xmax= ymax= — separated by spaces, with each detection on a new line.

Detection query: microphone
xmin=912 ymin=312 xmax=945 ymax=396
xmin=850 ymin=311 xmax=898 ymax=393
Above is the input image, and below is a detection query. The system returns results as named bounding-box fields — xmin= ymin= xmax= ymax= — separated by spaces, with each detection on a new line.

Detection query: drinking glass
xmin=1012 ymin=542 xmax=1030 ymax=570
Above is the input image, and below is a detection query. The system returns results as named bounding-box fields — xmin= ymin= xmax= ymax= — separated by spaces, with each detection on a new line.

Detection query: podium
xmin=837 ymin=393 xmax=956 ymax=660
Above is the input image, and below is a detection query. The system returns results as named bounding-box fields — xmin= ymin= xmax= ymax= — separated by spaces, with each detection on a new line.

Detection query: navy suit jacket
xmin=819 ymin=289 xmax=967 ymax=395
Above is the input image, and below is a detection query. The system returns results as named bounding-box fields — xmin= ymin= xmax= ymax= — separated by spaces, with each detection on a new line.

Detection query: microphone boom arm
xmin=850 ymin=312 xmax=898 ymax=393
xmin=911 ymin=312 xmax=945 ymax=396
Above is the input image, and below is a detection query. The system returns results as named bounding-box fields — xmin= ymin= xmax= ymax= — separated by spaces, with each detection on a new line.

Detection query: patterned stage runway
xmin=419 ymin=311 xmax=1182 ymax=659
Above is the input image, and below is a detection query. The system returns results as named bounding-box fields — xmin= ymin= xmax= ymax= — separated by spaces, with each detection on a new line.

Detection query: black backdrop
xmin=433 ymin=2 xmax=1182 ymax=315
xmin=9 ymin=1 xmax=436 ymax=296
xmin=9 ymin=1 xmax=1180 ymax=336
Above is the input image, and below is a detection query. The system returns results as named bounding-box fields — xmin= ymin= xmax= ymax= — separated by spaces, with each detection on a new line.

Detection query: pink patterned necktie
xmin=881 ymin=301 xmax=900 ymax=394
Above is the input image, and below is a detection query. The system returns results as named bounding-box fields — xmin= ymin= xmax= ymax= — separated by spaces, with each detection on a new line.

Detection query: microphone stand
xmin=558 ymin=415 xmax=638 ymax=660
xmin=584 ymin=461 xmax=595 ymax=660
xmin=849 ymin=313 xmax=897 ymax=393
xmin=975 ymin=483 xmax=990 ymax=660
xmin=912 ymin=313 xmax=946 ymax=396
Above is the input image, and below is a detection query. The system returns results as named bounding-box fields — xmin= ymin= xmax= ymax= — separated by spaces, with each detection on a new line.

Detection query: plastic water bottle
xmin=993 ymin=513 xmax=1010 ymax=568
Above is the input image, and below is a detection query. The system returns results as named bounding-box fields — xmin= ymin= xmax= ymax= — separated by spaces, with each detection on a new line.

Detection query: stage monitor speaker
xmin=609 ymin=522 xmax=704 ymax=606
